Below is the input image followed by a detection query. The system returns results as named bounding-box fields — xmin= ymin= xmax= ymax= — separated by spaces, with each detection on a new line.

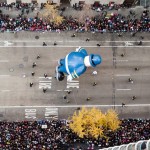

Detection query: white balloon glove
xmin=75 ymin=47 xmax=81 ymax=52
xmin=67 ymin=74 xmax=73 ymax=81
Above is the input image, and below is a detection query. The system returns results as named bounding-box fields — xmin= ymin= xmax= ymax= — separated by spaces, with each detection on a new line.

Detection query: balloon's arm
xmin=67 ymin=74 xmax=73 ymax=81
xmin=75 ymin=47 xmax=81 ymax=52
xmin=67 ymin=70 xmax=79 ymax=81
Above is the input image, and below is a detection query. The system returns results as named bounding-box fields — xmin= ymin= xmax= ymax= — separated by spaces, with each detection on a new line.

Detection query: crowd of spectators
xmin=0 ymin=2 xmax=37 ymax=11
xmin=0 ymin=119 xmax=149 ymax=149
xmin=0 ymin=2 xmax=149 ymax=33
xmin=73 ymin=1 xmax=128 ymax=11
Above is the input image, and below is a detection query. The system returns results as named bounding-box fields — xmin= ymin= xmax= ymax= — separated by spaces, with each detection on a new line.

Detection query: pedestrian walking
xmin=71 ymin=33 xmax=76 ymax=37
xmin=131 ymin=32 xmax=136 ymax=37
xmin=128 ymin=78 xmax=133 ymax=83
xmin=86 ymin=38 xmax=90 ymax=42
xmin=67 ymin=90 xmax=71 ymax=94
xmin=43 ymin=42 xmax=47 ymax=46
xmin=137 ymin=41 xmax=142 ymax=45
xmin=30 ymin=82 xmax=33 ymax=87
xmin=54 ymin=41 xmax=57 ymax=46
xmin=63 ymin=95 xmax=67 ymax=99
xmin=135 ymin=67 xmax=139 ymax=71
xmin=93 ymin=82 xmax=97 ymax=86
xmin=86 ymin=97 xmax=91 ymax=101
xmin=32 ymin=62 xmax=36 ymax=68
xmin=43 ymin=87 xmax=47 ymax=93
xmin=31 ymin=72 xmax=35 ymax=76
xmin=44 ymin=73 xmax=47 ymax=78
xmin=121 ymin=53 xmax=125 ymax=57
xmin=37 ymin=55 xmax=40 ymax=59
xmin=122 ymin=103 xmax=125 ymax=107
xmin=132 ymin=96 xmax=136 ymax=100
xmin=140 ymin=36 xmax=144 ymax=39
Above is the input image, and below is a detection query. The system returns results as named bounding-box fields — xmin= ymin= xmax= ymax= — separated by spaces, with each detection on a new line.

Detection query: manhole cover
xmin=19 ymin=64 xmax=24 ymax=68
xmin=9 ymin=68 xmax=14 ymax=72
xmin=23 ymin=56 xmax=28 ymax=62
xmin=0 ymin=114 xmax=3 ymax=117
xmin=35 ymin=36 xmax=39 ymax=39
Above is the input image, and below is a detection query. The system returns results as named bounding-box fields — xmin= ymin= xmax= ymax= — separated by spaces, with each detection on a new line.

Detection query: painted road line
xmin=116 ymin=89 xmax=131 ymax=91
xmin=115 ymin=60 xmax=128 ymax=62
xmin=0 ymin=75 xmax=10 ymax=77
xmin=0 ymin=40 xmax=150 ymax=42
xmin=0 ymin=46 xmax=150 ymax=48
xmin=57 ymin=90 xmax=72 ymax=92
xmin=39 ymin=76 xmax=52 ymax=89
xmin=116 ymin=74 xmax=131 ymax=77
xmin=67 ymin=80 xmax=79 ymax=89
xmin=39 ymin=83 xmax=51 ymax=89
xmin=39 ymin=81 xmax=51 ymax=83
xmin=39 ymin=77 xmax=52 ymax=79
xmin=0 ymin=60 xmax=9 ymax=62
xmin=0 ymin=90 xmax=11 ymax=92
xmin=0 ymin=104 xmax=149 ymax=108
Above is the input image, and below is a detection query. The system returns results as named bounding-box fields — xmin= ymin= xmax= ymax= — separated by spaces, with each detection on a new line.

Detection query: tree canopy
xmin=69 ymin=107 xmax=120 ymax=139
xmin=40 ymin=4 xmax=64 ymax=25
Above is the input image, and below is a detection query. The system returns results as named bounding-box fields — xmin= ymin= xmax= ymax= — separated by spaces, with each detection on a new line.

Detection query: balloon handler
xmin=55 ymin=47 xmax=102 ymax=81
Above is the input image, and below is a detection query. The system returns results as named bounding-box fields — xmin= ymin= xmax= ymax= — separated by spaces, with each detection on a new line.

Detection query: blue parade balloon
xmin=55 ymin=47 xmax=102 ymax=81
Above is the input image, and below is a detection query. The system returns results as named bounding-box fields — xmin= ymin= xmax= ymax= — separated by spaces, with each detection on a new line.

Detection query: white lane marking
xmin=0 ymin=104 xmax=149 ymax=108
xmin=39 ymin=81 xmax=51 ymax=83
xmin=0 ymin=90 xmax=11 ymax=92
xmin=0 ymin=60 xmax=9 ymax=62
xmin=45 ymin=108 xmax=58 ymax=116
xmin=0 ymin=40 xmax=150 ymax=42
xmin=125 ymin=42 xmax=133 ymax=46
xmin=39 ymin=76 xmax=52 ymax=89
xmin=116 ymin=89 xmax=131 ymax=91
xmin=0 ymin=46 xmax=150 ymax=48
xmin=39 ymin=77 xmax=52 ymax=79
xmin=0 ymin=75 xmax=10 ymax=77
xmin=116 ymin=74 xmax=131 ymax=77
xmin=57 ymin=90 xmax=72 ymax=92
xmin=115 ymin=60 xmax=128 ymax=62
xmin=3 ymin=41 xmax=13 ymax=46
xmin=67 ymin=80 xmax=79 ymax=89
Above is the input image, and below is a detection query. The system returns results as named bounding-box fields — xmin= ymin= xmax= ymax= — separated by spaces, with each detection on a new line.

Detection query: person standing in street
xmin=44 ymin=73 xmax=47 ymax=78
xmin=37 ymin=55 xmax=40 ymax=59
xmin=31 ymin=72 xmax=35 ymax=76
xmin=30 ymin=82 xmax=33 ymax=87
xmin=43 ymin=87 xmax=47 ymax=93
xmin=32 ymin=62 xmax=36 ymax=68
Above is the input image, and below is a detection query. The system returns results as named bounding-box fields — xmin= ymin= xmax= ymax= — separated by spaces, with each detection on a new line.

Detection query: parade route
xmin=0 ymin=32 xmax=150 ymax=121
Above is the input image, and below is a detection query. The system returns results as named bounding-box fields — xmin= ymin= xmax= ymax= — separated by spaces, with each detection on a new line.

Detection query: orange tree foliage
xmin=69 ymin=107 xmax=120 ymax=139
xmin=40 ymin=4 xmax=64 ymax=25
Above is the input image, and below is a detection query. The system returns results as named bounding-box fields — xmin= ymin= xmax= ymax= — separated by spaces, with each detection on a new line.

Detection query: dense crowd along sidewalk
xmin=0 ymin=119 xmax=149 ymax=149
xmin=0 ymin=2 xmax=149 ymax=33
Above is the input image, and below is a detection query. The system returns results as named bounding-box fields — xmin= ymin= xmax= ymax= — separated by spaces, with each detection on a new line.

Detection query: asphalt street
xmin=0 ymin=32 xmax=150 ymax=121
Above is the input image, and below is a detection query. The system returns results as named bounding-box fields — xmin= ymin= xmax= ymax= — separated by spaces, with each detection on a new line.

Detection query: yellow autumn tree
xmin=69 ymin=107 xmax=120 ymax=139
xmin=105 ymin=109 xmax=121 ymax=131
xmin=40 ymin=3 xmax=64 ymax=25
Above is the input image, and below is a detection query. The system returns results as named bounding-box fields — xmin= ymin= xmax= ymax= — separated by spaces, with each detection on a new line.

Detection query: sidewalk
xmin=0 ymin=4 xmax=149 ymax=20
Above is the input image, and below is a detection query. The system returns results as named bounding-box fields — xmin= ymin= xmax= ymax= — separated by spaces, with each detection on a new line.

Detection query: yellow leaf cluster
xmin=69 ymin=107 xmax=120 ymax=139
xmin=40 ymin=4 xmax=63 ymax=25
xmin=105 ymin=109 xmax=121 ymax=131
